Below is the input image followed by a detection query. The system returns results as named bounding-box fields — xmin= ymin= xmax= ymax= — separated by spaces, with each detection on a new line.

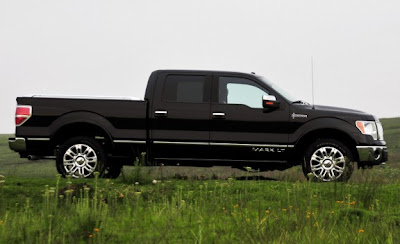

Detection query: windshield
xmin=258 ymin=76 xmax=299 ymax=103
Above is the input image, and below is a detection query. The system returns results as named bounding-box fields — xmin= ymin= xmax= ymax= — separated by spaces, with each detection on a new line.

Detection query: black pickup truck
xmin=9 ymin=70 xmax=388 ymax=181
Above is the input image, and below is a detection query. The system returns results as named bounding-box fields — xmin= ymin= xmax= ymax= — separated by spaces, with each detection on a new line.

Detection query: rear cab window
xmin=163 ymin=75 xmax=207 ymax=103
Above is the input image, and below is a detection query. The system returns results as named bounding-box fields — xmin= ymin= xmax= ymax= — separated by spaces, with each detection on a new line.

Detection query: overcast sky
xmin=1 ymin=0 xmax=399 ymax=133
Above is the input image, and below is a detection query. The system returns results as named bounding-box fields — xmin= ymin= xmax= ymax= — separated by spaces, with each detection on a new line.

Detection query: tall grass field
xmin=0 ymin=117 xmax=399 ymax=243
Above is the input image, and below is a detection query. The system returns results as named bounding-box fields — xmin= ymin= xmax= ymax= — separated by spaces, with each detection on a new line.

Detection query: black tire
xmin=104 ymin=162 xmax=122 ymax=179
xmin=56 ymin=137 xmax=107 ymax=178
xmin=302 ymin=139 xmax=354 ymax=182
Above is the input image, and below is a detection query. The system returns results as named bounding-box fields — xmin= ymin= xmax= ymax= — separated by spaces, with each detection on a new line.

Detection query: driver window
xmin=219 ymin=77 xmax=268 ymax=108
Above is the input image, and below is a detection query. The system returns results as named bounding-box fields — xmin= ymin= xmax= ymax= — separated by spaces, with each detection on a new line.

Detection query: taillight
xmin=15 ymin=105 xmax=32 ymax=126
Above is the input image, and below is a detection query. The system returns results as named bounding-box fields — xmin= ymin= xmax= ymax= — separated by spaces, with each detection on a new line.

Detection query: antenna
xmin=311 ymin=56 xmax=315 ymax=109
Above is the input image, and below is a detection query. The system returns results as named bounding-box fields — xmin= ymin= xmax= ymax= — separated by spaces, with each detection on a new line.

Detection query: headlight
xmin=376 ymin=121 xmax=384 ymax=140
xmin=356 ymin=121 xmax=378 ymax=140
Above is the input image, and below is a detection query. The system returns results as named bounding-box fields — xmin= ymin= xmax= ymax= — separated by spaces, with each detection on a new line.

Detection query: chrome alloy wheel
xmin=310 ymin=146 xmax=346 ymax=181
xmin=63 ymin=144 xmax=98 ymax=178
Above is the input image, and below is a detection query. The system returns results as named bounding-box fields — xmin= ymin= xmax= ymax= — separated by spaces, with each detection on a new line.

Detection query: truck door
xmin=209 ymin=75 xmax=290 ymax=164
xmin=150 ymin=72 xmax=212 ymax=160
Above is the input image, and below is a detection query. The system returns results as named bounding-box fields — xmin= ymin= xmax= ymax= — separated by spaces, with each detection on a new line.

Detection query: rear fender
xmin=49 ymin=111 xmax=114 ymax=144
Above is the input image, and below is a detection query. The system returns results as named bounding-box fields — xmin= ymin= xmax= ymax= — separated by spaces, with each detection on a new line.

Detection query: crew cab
xmin=9 ymin=70 xmax=388 ymax=181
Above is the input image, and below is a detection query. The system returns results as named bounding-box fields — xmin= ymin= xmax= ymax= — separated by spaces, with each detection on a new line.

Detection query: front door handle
xmin=155 ymin=110 xmax=168 ymax=117
xmin=212 ymin=112 xmax=225 ymax=119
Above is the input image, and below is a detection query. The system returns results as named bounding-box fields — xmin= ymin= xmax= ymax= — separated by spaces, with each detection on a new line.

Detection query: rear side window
xmin=163 ymin=75 xmax=206 ymax=103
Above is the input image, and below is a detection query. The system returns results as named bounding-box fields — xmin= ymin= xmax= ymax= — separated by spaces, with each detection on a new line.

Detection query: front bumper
xmin=8 ymin=137 xmax=26 ymax=152
xmin=357 ymin=146 xmax=388 ymax=164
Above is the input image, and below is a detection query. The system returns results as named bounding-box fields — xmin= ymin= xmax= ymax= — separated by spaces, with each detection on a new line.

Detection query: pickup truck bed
xmin=14 ymin=96 xmax=147 ymax=156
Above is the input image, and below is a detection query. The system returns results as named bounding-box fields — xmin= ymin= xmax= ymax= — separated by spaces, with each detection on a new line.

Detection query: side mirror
xmin=262 ymin=95 xmax=280 ymax=109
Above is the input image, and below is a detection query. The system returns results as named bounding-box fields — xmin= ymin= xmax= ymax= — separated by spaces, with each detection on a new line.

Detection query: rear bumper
xmin=357 ymin=146 xmax=388 ymax=164
xmin=8 ymin=137 xmax=26 ymax=152
xmin=9 ymin=137 xmax=52 ymax=157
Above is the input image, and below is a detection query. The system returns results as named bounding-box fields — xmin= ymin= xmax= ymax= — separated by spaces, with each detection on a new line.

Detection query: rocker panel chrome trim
xmin=153 ymin=141 xmax=208 ymax=146
xmin=153 ymin=141 xmax=294 ymax=148
xmin=113 ymin=140 xmax=146 ymax=144
xmin=154 ymin=158 xmax=288 ymax=163
xmin=27 ymin=138 xmax=50 ymax=141
xmin=210 ymin=142 xmax=291 ymax=148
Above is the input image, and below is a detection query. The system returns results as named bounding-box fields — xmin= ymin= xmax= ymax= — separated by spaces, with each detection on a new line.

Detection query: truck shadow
xmin=234 ymin=175 xmax=277 ymax=181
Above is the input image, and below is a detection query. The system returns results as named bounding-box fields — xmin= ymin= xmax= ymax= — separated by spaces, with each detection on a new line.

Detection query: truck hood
xmin=294 ymin=104 xmax=376 ymax=121
xmin=313 ymin=105 xmax=367 ymax=115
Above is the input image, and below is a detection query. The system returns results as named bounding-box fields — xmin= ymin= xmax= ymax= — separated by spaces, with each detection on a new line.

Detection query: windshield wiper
xmin=292 ymin=100 xmax=310 ymax=105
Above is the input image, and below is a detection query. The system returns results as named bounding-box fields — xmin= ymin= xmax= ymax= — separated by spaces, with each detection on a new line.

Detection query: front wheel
xmin=302 ymin=139 xmax=354 ymax=182
xmin=56 ymin=137 xmax=107 ymax=178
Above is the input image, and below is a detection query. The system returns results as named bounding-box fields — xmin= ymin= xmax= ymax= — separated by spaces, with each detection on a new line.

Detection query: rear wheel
xmin=302 ymin=139 xmax=354 ymax=182
xmin=57 ymin=137 xmax=107 ymax=178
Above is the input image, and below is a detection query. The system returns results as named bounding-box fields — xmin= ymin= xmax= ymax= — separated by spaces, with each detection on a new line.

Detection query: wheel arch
xmin=293 ymin=128 xmax=359 ymax=164
xmin=49 ymin=112 xmax=114 ymax=151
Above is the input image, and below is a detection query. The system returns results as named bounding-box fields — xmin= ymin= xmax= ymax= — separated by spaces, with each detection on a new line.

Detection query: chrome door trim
xmin=155 ymin=110 xmax=168 ymax=116
xmin=152 ymin=140 xmax=293 ymax=148
xmin=153 ymin=141 xmax=209 ymax=146
xmin=154 ymin=157 xmax=288 ymax=163
xmin=210 ymin=142 xmax=292 ymax=148
xmin=356 ymin=146 xmax=387 ymax=149
xmin=212 ymin=112 xmax=225 ymax=116
xmin=113 ymin=140 xmax=146 ymax=144
xmin=27 ymin=138 xmax=50 ymax=141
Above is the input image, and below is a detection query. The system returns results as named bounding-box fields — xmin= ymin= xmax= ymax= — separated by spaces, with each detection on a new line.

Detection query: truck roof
xmin=152 ymin=69 xmax=258 ymax=77
xmin=144 ymin=69 xmax=262 ymax=101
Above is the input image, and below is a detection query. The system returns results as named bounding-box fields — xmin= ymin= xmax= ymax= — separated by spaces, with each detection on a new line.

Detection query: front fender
xmin=289 ymin=117 xmax=363 ymax=145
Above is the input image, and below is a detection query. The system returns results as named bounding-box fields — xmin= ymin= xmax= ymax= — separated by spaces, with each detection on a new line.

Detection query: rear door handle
xmin=155 ymin=110 xmax=168 ymax=117
xmin=212 ymin=112 xmax=225 ymax=119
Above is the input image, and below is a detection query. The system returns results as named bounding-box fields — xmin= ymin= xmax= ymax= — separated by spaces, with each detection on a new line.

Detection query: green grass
xmin=0 ymin=134 xmax=57 ymax=177
xmin=381 ymin=117 xmax=400 ymax=163
xmin=0 ymin=118 xmax=399 ymax=243
xmin=1 ymin=175 xmax=400 ymax=243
